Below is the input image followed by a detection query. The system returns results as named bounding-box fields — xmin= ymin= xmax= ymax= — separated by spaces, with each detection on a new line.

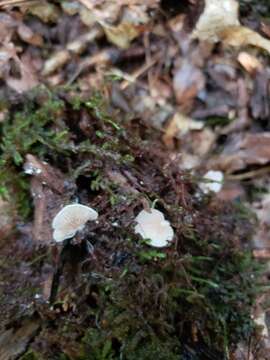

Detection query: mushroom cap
xmin=134 ymin=209 xmax=174 ymax=248
xmin=199 ymin=170 xmax=223 ymax=194
xmin=52 ymin=204 xmax=98 ymax=242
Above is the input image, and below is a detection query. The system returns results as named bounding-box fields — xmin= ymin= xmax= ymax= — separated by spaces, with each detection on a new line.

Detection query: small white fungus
xmin=24 ymin=163 xmax=42 ymax=175
xmin=52 ymin=204 xmax=98 ymax=242
xmin=199 ymin=170 xmax=224 ymax=194
xmin=134 ymin=209 xmax=174 ymax=248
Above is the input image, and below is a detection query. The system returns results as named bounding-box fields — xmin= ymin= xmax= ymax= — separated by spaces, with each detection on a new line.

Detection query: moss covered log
xmin=0 ymin=88 xmax=264 ymax=360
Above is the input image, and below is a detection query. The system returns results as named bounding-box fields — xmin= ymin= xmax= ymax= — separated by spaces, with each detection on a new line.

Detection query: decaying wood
xmin=0 ymin=318 xmax=41 ymax=360
xmin=24 ymin=154 xmax=72 ymax=245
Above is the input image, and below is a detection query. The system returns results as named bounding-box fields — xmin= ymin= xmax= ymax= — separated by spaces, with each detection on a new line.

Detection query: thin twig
xmin=226 ymin=165 xmax=270 ymax=181
xmin=75 ymin=0 xmax=93 ymax=10
xmin=120 ymin=51 xmax=161 ymax=90
xmin=0 ymin=0 xmax=37 ymax=8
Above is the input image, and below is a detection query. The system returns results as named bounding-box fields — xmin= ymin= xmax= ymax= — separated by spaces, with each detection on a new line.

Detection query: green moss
xmin=205 ymin=116 xmax=231 ymax=127
xmin=0 ymin=88 xmax=70 ymax=217
xmin=81 ymin=327 xmax=181 ymax=360
xmin=19 ymin=350 xmax=42 ymax=360
xmin=85 ymin=93 xmax=122 ymax=132
xmin=77 ymin=240 xmax=261 ymax=359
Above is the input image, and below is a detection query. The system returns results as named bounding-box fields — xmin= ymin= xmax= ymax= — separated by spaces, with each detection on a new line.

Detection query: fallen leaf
xmin=6 ymin=53 xmax=38 ymax=93
xmin=192 ymin=0 xmax=270 ymax=55
xmin=261 ymin=21 xmax=270 ymax=39
xmin=192 ymin=0 xmax=239 ymax=42
xmin=0 ymin=12 xmax=17 ymax=42
xmin=250 ymin=70 xmax=270 ymax=119
xmin=61 ymin=0 xmax=81 ymax=16
xmin=177 ymin=128 xmax=216 ymax=170
xmin=28 ymin=1 xmax=59 ymax=23
xmin=253 ymin=249 xmax=270 ymax=259
xmin=42 ymin=49 xmax=71 ymax=76
xmin=79 ymin=1 xmax=121 ymax=26
xmin=101 ymin=21 xmax=140 ymax=49
xmin=17 ymin=23 xmax=43 ymax=46
xmin=173 ymin=61 xmax=205 ymax=108
xmin=217 ymin=182 xmax=244 ymax=202
xmin=190 ymin=128 xmax=216 ymax=156
xmin=163 ymin=112 xmax=204 ymax=148
xmin=211 ymin=133 xmax=270 ymax=173
xmin=237 ymin=52 xmax=262 ymax=74
xmin=121 ymin=4 xmax=149 ymax=25
xmin=220 ymin=25 xmax=270 ymax=54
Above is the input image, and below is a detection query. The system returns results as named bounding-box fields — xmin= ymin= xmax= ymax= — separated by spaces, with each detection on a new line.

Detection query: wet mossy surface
xmin=0 ymin=88 xmax=263 ymax=359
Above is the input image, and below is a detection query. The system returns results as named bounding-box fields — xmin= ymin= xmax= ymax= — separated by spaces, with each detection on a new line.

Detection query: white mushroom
xmin=199 ymin=170 xmax=224 ymax=194
xmin=134 ymin=209 xmax=174 ymax=248
xmin=52 ymin=204 xmax=98 ymax=242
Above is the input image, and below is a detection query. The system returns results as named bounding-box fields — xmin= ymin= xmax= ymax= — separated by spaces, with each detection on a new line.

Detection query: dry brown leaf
xmin=192 ymin=0 xmax=239 ymax=42
xmin=220 ymin=25 xmax=270 ymax=54
xmin=163 ymin=113 xmax=204 ymax=148
xmin=190 ymin=128 xmax=216 ymax=157
xmin=192 ymin=0 xmax=270 ymax=55
xmin=79 ymin=7 xmax=96 ymax=27
xmin=101 ymin=21 xmax=140 ymax=49
xmin=211 ymin=133 xmax=270 ymax=173
xmin=76 ymin=0 xmax=102 ymax=11
xmin=42 ymin=50 xmax=70 ymax=76
xmin=0 ymin=42 xmax=17 ymax=78
xmin=178 ymin=128 xmax=216 ymax=170
xmin=66 ymin=27 xmax=103 ymax=54
xmin=237 ymin=52 xmax=262 ymax=74
xmin=6 ymin=52 xmax=38 ymax=93
xmin=17 ymin=23 xmax=43 ymax=46
xmin=250 ymin=70 xmax=270 ymax=119
xmin=0 ymin=12 xmax=17 ymax=42
xmin=261 ymin=21 xmax=270 ymax=39
xmin=173 ymin=61 xmax=205 ymax=108
xmin=61 ymin=1 xmax=81 ymax=16
xmin=28 ymin=1 xmax=59 ymax=23
xmin=217 ymin=182 xmax=245 ymax=202
xmin=122 ymin=4 xmax=149 ymax=25
xmin=253 ymin=249 xmax=270 ymax=259
xmin=79 ymin=1 xmax=121 ymax=26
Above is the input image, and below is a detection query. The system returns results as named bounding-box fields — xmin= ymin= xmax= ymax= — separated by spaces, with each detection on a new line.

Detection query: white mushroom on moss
xmin=52 ymin=204 xmax=98 ymax=242
xmin=199 ymin=170 xmax=224 ymax=194
xmin=134 ymin=209 xmax=174 ymax=248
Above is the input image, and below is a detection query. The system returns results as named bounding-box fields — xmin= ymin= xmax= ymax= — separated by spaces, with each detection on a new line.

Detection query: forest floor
xmin=1 ymin=1 xmax=270 ymax=359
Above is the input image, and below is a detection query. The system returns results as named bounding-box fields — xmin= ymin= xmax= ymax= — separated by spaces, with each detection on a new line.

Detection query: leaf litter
xmin=0 ymin=0 xmax=270 ymax=358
